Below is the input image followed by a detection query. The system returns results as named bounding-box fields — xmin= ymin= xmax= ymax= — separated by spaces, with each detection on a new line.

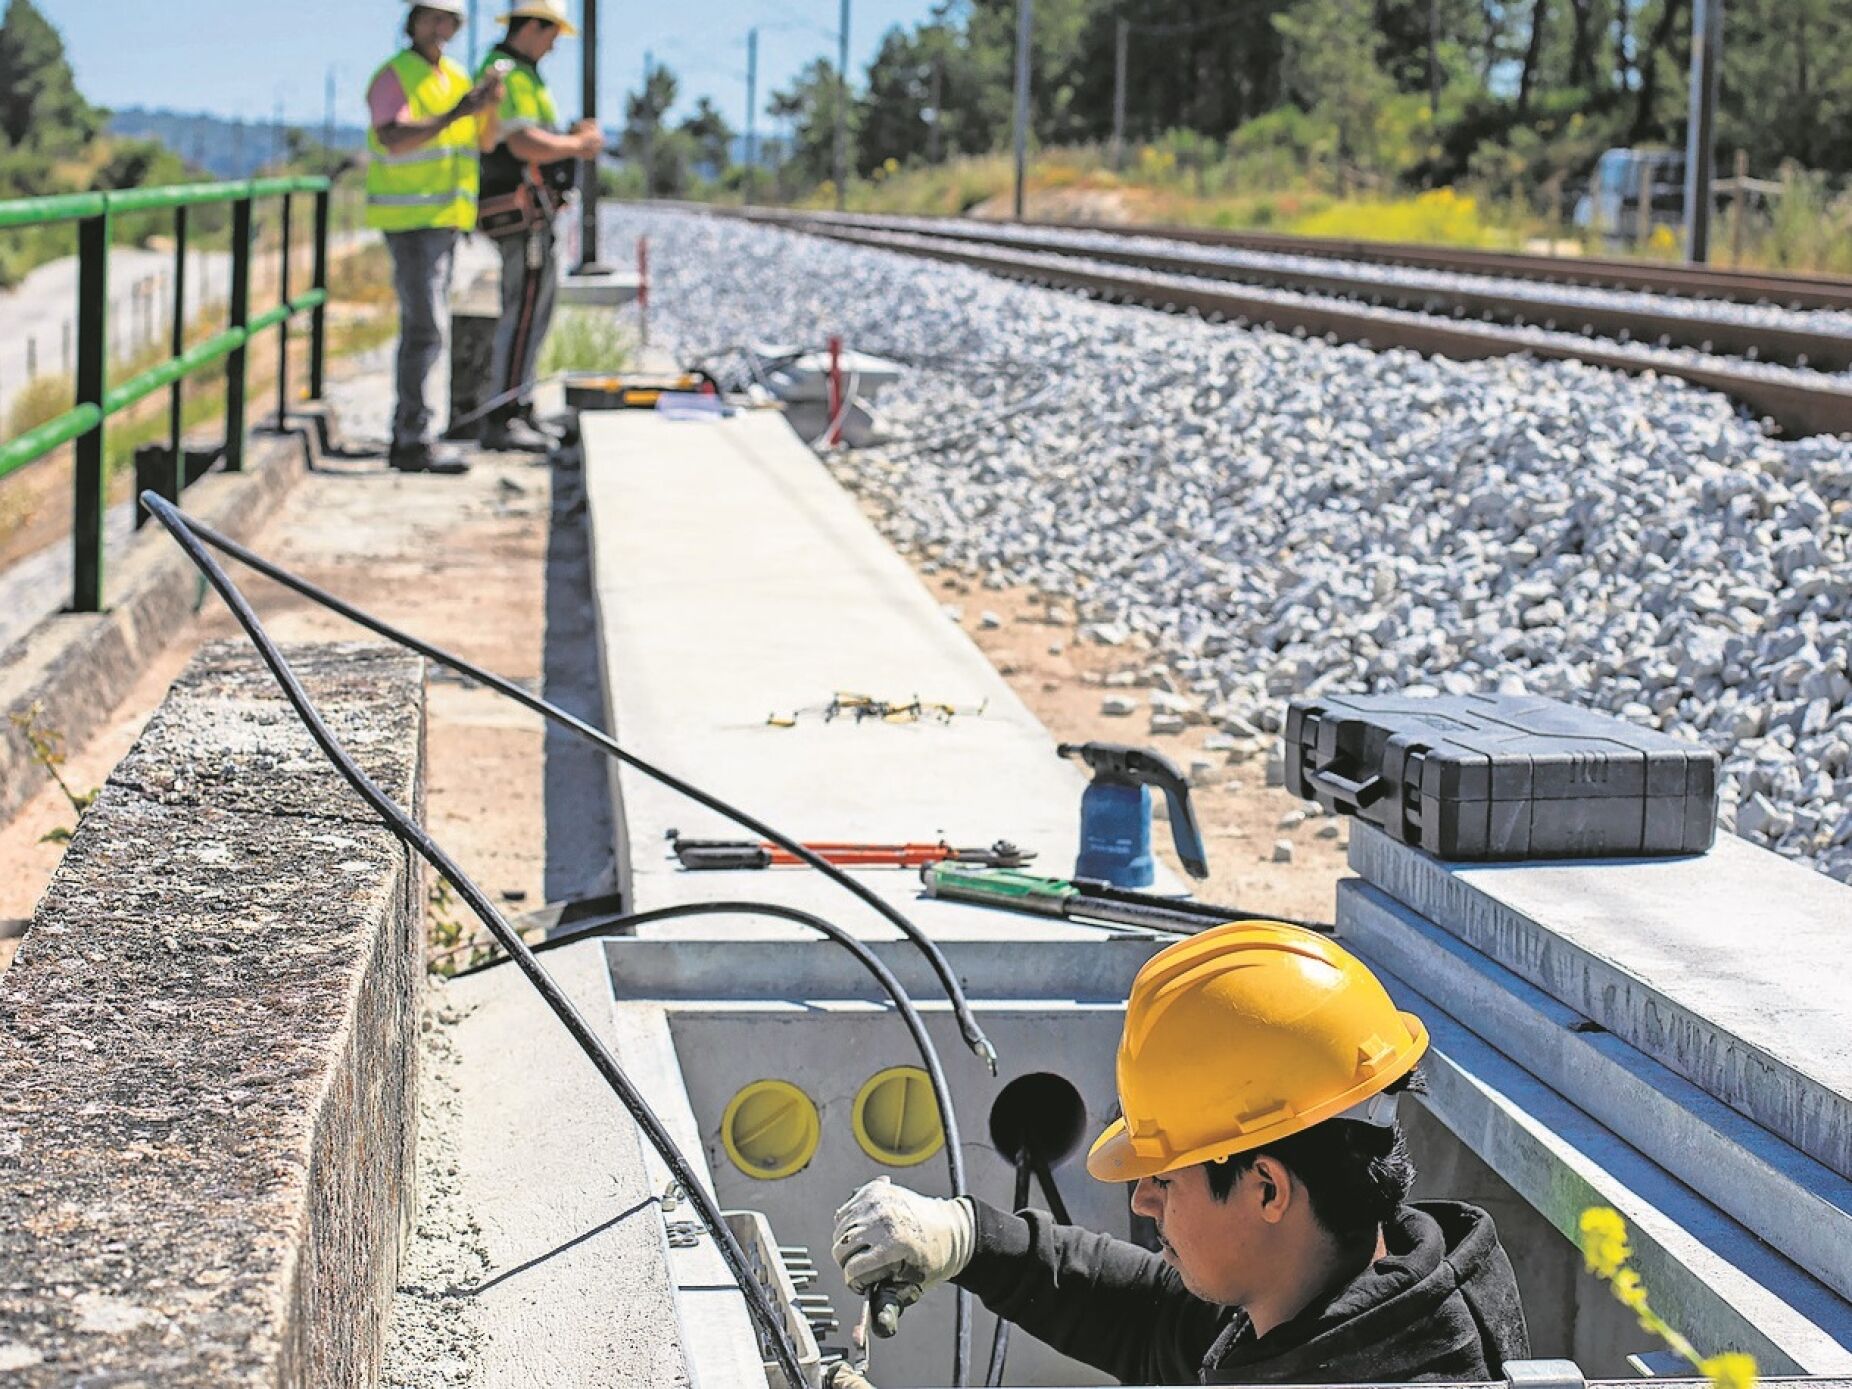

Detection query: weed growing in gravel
xmin=10 ymin=702 xmax=98 ymax=843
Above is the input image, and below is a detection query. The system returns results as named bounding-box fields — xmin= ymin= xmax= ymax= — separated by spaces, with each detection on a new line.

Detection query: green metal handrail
xmin=0 ymin=175 xmax=333 ymax=611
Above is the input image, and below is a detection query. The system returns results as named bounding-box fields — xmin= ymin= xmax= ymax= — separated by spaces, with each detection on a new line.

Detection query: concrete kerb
xmin=0 ymin=639 xmax=427 ymax=1386
xmin=1337 ymin=879 xmax=1852 ymax=1307
xmin=1360 ymin=956 xmax=1852 ymax=1374
xmin=0 ymin=408 xmax=331 ymax=827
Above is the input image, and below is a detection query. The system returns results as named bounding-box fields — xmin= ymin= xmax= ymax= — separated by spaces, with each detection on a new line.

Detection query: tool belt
xmin=477 ymin=160 xmax=572 ymax=240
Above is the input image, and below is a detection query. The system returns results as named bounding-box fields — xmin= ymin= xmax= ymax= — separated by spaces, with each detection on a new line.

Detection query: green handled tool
xmin=919 ymin=864 xmax=1331 ymax=934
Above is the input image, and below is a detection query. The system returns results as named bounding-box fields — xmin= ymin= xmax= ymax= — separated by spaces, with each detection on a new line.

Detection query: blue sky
xmin=43 ymin=0 xmax=940 ymax=131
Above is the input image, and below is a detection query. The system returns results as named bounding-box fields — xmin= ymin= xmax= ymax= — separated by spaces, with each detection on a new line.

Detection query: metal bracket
xmin=1506 ymin=1358 xmax=1588 ymax=1389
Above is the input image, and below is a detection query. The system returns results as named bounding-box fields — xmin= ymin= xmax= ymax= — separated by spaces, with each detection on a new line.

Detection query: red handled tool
xmin=669 ymin=832 xmax=1034 ymax=871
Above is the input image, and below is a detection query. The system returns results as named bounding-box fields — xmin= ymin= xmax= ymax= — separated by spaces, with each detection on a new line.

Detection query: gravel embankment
xmin=611 ymin=206 xmax=1852 ymax=882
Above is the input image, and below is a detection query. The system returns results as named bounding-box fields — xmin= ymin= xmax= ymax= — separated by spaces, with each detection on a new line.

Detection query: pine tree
xmin=0 ymin=0 xmax=101 ymax=153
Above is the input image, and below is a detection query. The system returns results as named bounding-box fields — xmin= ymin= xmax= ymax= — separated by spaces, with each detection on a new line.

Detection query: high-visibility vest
xmin=365 ymin=50 xmax=479 ymax=232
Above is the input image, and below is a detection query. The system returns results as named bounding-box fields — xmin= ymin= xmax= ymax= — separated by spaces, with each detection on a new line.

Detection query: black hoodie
xmin=952 ymin=1199 xmax=1530 ymax=1385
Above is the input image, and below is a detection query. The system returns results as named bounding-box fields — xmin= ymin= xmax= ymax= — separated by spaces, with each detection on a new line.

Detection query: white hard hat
xmin=406 ymin=0 xmax=469 ymax=16
xmin=497 ymin=0 xmax=578 ymax=36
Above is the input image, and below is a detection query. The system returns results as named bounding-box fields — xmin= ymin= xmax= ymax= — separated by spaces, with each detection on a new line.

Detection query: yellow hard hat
xmin=497 ymin=0 xmax=578 ymax=35
xmin=1087 ymin=920 xmax=1429 ymax=1183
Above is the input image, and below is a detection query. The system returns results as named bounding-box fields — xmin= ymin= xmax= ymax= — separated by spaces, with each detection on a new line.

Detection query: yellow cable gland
xmin=721 ymin=1079 xmax=821 ymax=1181
xmin=853 ymin=1066 xmax=944 ymax=1167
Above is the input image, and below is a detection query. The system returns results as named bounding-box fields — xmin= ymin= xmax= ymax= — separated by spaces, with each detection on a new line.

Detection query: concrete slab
xmin=580 ymin=408 xmax=1149 ymax=942
xmin=558 ymin=269 xmax=642 ymax=308
xmin=429 ymin=942 xmax=704 ymax=1386
xmin=1339 ymin=878 xmax=1852 ymax=1306
xmin=0 ymin=642 xmax=424 ymax=1386
xmin=1354 ymin=955 xmax=1852 ymax=1374
xmin=1349 ymin=823 xmax=1852 ymax=1183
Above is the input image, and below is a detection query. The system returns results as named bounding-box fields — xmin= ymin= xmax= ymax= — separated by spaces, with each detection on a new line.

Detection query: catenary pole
xmin=1111 ymin=17 xmax=1128 ymax=172
xmin=579 ymin=0 xmax=602 ymax=269
xmin=1682 ymin=0 xmax=1722 ymax=261
xmin=1012 ymin=0 xmax=1032 ymax=220
xmin=642 ymin=50 xmax=654 ymax=201
xmin=746 ymin=27 xmax=759 ymax=206
xmin=835 ymin=0 xmax=851 ymax=210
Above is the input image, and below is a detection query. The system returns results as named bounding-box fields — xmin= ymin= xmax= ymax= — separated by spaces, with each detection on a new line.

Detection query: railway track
xmin=710 ymin=208 xmax=1852 ymax=439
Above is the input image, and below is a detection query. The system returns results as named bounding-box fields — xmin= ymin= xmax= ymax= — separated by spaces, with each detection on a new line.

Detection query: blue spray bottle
xmin=1058 ymin=742 xmax=1209 ymax=889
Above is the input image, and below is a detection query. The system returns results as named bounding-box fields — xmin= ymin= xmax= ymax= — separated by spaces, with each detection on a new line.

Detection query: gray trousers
xmin=487 ymin=228 xmax=558 ymax=423
xmin=386 ymin=227 xmax=458 ymax=450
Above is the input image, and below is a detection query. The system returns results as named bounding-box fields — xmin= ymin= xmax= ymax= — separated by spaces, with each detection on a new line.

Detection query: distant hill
xmin=110 ymin=106 xmax=367 ymax=180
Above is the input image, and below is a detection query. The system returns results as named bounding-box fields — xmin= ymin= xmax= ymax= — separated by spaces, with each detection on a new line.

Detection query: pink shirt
xmin=367 ymin=68 xmax=409 ymax=131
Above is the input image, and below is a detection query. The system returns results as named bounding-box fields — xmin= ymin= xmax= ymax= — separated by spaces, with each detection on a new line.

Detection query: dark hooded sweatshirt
xmin=952 ymin=1199 xmax=1530 ymax=1385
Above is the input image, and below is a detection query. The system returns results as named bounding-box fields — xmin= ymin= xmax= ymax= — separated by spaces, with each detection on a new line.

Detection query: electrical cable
xmin=809 ymin=368 xmax=864 ymax=449
xmin=1030 ymin=1150 xmax=1072 ymax=1226
xmin=153 ymin=506 xmax=1000 ymax=1076
xmin=469 ymin=897 xmax=977 ymax=1386
xmin=138 ymin=492 xmax=811 ymax=1389
xmin=983 ymin=1149 xmax=1034 ymax=1387
xmin=857 ymin=377 xmax=1069 ymax=458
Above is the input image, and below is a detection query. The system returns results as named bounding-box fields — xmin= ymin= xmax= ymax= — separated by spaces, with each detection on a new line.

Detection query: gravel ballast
xmin=609 ymin=207 xmax=1852 ymax=883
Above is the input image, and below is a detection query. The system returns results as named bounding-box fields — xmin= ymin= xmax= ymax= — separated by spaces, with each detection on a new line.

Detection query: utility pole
xmin=745 ymin=28 xmax=759 ymax=207
xmin=1012 ymin=0 xmax=1032 ymax=220
xmin=928 ymin=55 xmax=943 ymax=163
xmin=580 ymin=0 xmax=602 ymax=269
xmin=642 ymin=50 xmax=654 ymax=202
xmin=323 ymin=68 xmax=336 ymax=153
xmin=835 ymin=0 xmax=850 ymax=211
xmin=273 ymin=98 xmax=285 ymax=170
xmin=1110 ymin=17 xmax=1128 ymax=172
xmin=468 ymin=0 xmax=480 ymax=71
xmin=1426 ymin=0 xmax=1442 ymax=116
xmin=1682 ymin=0 xmax=1722 ymax=261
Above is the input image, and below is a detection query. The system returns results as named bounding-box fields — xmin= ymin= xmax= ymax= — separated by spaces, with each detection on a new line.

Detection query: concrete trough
xmin=393 ymin=399 xmax=1852 ymax=1386
xmin=1337 ymin=879 xmax=1852 ymax=1308
xmin=1347 ymin=825 xmax=1852 ymax=1185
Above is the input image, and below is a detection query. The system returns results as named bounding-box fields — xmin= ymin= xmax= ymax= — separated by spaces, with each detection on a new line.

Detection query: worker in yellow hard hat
xmin=473 ymin=0 xmax=603 ymax=454
xmin=831 ymin=922 xmax=1531 ymax=1384
xmin=365 ymin=0 xmax=505 ymax=474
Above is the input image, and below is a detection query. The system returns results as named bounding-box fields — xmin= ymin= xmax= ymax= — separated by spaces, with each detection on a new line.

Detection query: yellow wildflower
xmin=1701 ymin=1354 xmax=1758 ymax=1389
xmin=1577 ymin=1206 xmax=1631 ymax=1276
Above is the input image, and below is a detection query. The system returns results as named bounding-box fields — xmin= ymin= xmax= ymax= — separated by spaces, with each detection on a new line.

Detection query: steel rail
xmin=764 ymin=212 xmax=1852 ymax=373
xmin=770 ymin=220 xmax=1852 ymax=439
xmin=714 ymin=204 xmax=1852 ymax=313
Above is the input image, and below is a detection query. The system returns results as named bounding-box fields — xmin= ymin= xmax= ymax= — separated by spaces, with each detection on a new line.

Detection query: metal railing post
xmin=72 ymin=211 xmax=110 ymax=612
xmin=225 ymin=195 xmax=252 ymax=470
xmin=275 ymin=193 xmax=292 ymax=430
xmin=309 ymin=187 xmax=329 ymax=399
xmin=166 ymin=205 xmax=188 ymax=506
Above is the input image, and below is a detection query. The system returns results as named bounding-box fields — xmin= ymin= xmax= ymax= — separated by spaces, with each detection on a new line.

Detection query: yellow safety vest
xmin=365 ymin=50 xmax=479 ymax=232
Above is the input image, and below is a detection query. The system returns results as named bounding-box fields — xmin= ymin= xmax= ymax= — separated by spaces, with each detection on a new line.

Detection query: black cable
xmin=1030 ymin=1150 xmax=1072 ymax=1226
xmin=984 ymin=1149 xmax=1035 ymax=1387
xmin=158 ymin=505 xmax=999 ymax=1076
xmin=139 ymin=492 xmax=810 ymax=1389
xmin=476 ymin=897 xmax=976 ymax=1385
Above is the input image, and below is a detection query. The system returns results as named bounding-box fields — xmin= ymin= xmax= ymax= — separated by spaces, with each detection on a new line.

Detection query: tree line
xmin=623 ymin=0 xmax=1849 ymax=206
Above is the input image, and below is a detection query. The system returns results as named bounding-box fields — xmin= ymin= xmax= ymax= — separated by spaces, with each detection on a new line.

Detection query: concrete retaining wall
xmin=0 ymin=411 xmax=327 ymax=826
xmin=0 ymin=639 xmax=425 ymax=1385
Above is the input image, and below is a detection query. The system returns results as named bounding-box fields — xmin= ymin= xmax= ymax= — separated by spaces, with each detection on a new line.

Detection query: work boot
xmin=479 ymin=415 xmax=554 ymax=455
xmin=389 ymin=442 xmax=471 ymax=475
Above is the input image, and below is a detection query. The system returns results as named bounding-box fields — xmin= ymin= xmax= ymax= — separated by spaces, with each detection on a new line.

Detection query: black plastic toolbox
xmin=1284 ymin=693 xmax=1718 ymax=860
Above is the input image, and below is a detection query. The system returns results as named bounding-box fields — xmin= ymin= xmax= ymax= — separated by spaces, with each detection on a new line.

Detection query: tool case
xmin=1284 ymin=693 xmax=1718 ymax=860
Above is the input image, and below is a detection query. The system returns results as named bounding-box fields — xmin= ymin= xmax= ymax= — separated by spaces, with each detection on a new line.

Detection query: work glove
xmin=832 ymin=1176 xmax=975 ymax=1304
xmin=825 ymin=1365 xmax=878 ymax=1389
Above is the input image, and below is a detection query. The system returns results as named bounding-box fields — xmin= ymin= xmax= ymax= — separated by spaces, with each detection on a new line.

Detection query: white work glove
xmin=832 ymin=1176 xmax=975 ymax=1302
